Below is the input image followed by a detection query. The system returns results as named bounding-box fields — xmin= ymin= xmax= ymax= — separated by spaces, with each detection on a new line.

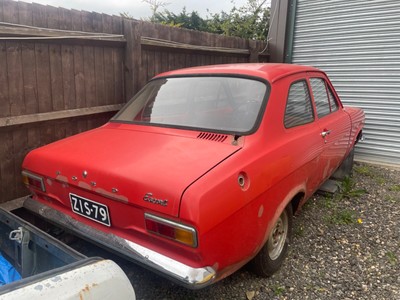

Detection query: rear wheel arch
xmin=248 ymin=202 xmax=293 ymax=277
xmin=290 ymin=192 xmax=305 ymax=215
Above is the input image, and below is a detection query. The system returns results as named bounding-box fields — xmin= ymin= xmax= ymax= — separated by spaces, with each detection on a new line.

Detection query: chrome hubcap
xmin=267 ymin=210 xmax=288 ymax=260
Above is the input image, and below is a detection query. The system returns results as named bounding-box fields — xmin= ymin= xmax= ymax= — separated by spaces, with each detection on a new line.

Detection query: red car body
xmin=22 ymin=64 xmax=364 ymax=288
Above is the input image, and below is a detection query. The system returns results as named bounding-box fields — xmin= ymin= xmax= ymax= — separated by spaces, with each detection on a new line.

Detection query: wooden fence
xmin=0 ymin=0 xmax=268 ymax=203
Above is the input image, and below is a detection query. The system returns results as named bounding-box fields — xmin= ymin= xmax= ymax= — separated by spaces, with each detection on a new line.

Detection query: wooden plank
xmin=49 ymin=44 xmax=64 ymax=110
xmin=59 ymin=8 xmax=75 ymax=109
xmin=102 ymin=13 xmax=113 ymax=34
xmin=113 ymin=48 xmax=124 ymax=103
xmin=83 ymin=45 xmax=96 ymax=107
xmin=0 ymin=104 xmax=123 ymax=127
xmin=12 ymin=128 xmax=28 ymax=198
xmin=0 ymin=131 xmax=15 ymax=203
xmin=92 ymin=11 xmax=103 ymax=33
xmin=140 ymin=37 xmax=250 ymax=55
xmin=112 ymin=15 xmax=122 ymax=34
xmin=46 ymin=4 xmax=60 ymax=29
xmin=7 ymin=42 xmax=25 ymax=116
xmin=32 ymin=3 xmax=48 ymax=27
xmin=73 ymin=45 xmax=86 ymax=108
xmin=94 ymin=47 xmax=106 ymax=105
xmin=54 ymin=120 xmax=67 ymax=141
xmin=0 ymin=0 xmax=4 ymax=22
xmin=76 ymin=118 xmax=88 ymax=134
xmin=92 ymin=11 xmax=105 ymax=106
xmin=71 ymin=9 xmax=82 ymax=31
xmin=40 ymin=122 xmax=55 ymax=146
xmin=2 ymin=0 xmax=18 ymax=23
xmin=124 ymin=19 xmax=142 ymax=99
xmin=102 ymin=13 xmax=116 ymax=104
xmin=123 ymin=19 xmax=134 ymax=99
xmin=27 ymin=127 xmax=41 ymax=151
xmin=160 ymin=51 xmax=168 ymax=73
xmin=0 ymin=42 xmax=10 ymax=118
xmin=35 ymin=43 xmax=52 ymax=113
xmin=18 ymin=1 xmax=33 ymax=26
xmin=61 ymin=44 xmax=76 ymax=109
xmin=103 ymin=47 xmax=114 ymax=104
xmin=0 ymin=27 xmax=126 ymax=44
xmin=59 ymin=7 xmax=72 ymax=30
xmin=146 ymin=49 xmax=155 ymax=82
xmin=82 ymin=10 xmax=94 ymax=32
xmin=21 ymin=43 xmax=38 ymax=114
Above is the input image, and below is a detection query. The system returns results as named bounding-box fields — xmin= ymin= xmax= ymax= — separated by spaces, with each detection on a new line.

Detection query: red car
xmin=22 ymin=64 xmax=364 ymax=288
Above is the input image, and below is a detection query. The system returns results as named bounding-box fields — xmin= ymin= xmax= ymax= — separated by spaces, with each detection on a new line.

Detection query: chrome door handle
xmin=321 ymin=130 xmax=331 ymax=137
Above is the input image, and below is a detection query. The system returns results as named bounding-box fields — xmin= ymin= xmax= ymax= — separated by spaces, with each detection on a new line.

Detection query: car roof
xmin=154 ymin=63 xmax=323 ymax=83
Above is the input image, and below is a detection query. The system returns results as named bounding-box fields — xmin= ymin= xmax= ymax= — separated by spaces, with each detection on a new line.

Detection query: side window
xmin=310 ymin=78 xmax=330 ymax=118
xmin=310 ymin=77 xmax=340 ymax=117
xmin=327 ymin=87 xmax=339 ymax=112
xmin=284 ymin=80 xmax=314 ymax=128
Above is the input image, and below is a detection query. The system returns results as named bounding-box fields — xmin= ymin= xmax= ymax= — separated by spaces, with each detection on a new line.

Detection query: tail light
xmin=22 ymin=171 xmax=46 ymax=192
xmin=145 ymin=213 xmax=197 ymax=248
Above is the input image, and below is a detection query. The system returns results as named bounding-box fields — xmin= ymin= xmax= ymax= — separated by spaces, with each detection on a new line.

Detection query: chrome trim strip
xmin=23 ymin=197 xmax=216 ymax=289
xmin=145 ymin=213 xmax=198 ymax=247
xmin=22 ymin=170 xmax=46 ymax=192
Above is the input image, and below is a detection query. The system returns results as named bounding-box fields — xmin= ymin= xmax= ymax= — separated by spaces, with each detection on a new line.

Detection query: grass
xmin=385 ymin=195 xmax=398 ymax=203
xmin=272 ymin=285 xmax=285 ymax=296
xmin=326 ymin=209 xmax=356 ymax=225
xmin=386 ymin=251 xmax=398 ymax=266
xmin=317 ymin=176 xmax=366 ymax=226
xmin=338 ymin=176 xmax=367 ymax=199
xmin=354 ymin=165 xmax=373 ymax=177
xmin=389 ymin=184 xmax=400 ymax=192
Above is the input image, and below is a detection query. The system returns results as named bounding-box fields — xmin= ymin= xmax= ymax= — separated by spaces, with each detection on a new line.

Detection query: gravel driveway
xmin=107 ymin=162 xmax=398 ymax=300
xmin=35 ymin=162 xmax=399 ymax=299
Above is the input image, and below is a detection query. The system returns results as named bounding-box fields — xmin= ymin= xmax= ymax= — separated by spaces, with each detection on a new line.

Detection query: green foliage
xmin=272 ymin=285 xmax=286 ymax=296
xmin=153 ymin=8 xmax=209 ymax=31
xmin=147 ymin=0 xmax=270 ymax=40
xmin=206 ymin=0 xmax=270 ymax=40
xmin=354 ymin=165 xmax=373 ymax=177
xmin=328 ymin=209 xmax=356 ymax=225
xmin=339 ymin=176 xmax=367 ymax=199
xmin=389 ymin=184 xmax=400 ymax=192
xmin=386 ymin=251 xmax=398 ymax=266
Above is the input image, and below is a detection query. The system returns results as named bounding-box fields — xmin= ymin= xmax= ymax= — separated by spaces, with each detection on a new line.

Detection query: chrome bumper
xmin=23 ymin=197 xmax=216 ymax=289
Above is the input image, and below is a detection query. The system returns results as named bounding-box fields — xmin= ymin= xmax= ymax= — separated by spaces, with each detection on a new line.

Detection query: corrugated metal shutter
xmin=289 ymin=0 xmax=400 ymax=166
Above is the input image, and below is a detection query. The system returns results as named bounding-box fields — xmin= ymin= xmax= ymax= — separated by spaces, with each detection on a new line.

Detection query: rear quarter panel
xmin=179 ymin=72 xmax=327 ymax=278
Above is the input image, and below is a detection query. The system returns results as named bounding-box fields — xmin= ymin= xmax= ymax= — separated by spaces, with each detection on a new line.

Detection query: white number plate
xmin=70 ymin=193 xmax=111 ymax=227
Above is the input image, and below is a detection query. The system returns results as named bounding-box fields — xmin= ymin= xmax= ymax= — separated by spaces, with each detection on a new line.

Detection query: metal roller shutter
xmin=289 ymin=0 xmax=400 ymax=166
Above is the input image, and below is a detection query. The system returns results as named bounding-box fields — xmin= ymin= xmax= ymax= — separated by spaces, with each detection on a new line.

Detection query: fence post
xmin=123 ymin=19 xmax=142 ymax=101
xmin=248 ymin=40 xmax=259 ymax=62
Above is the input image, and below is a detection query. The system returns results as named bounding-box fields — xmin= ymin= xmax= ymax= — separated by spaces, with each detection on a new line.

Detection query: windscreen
xmin=113 ymin=76 xmax=268 ymax=134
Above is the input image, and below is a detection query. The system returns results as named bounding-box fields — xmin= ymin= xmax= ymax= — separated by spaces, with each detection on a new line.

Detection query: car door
xmin=280 ymin=75 xmax=324 ymax=196
xmin=308 ymin=73 xmax=351 ymax=181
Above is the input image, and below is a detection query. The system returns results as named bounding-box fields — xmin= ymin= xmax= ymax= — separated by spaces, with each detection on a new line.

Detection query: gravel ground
xmin=120 ymin=162 xmax=400 ymax=300
xmin=29 ymin=162 xmax=400 ymax=300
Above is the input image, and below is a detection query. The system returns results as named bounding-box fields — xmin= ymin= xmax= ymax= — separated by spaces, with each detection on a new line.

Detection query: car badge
xmin=143 ymin=193 xmax=168 ymax=207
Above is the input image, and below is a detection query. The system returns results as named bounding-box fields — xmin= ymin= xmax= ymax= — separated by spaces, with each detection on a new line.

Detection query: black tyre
xmin=332 ymin=147 xmax=355 ymax=180
xmin=249 ymin=204 xmax=293 ymax=277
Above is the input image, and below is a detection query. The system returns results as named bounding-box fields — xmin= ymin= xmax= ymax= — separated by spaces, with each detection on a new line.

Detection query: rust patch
xmin=78 ymin=181 xmax=92 ymax=190
xmin=95 ymin=188 xmax=129 ymax=203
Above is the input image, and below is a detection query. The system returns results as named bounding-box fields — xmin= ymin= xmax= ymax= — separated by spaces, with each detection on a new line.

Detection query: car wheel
xmin=249 ymin=204 xmax=293 ymax=277
xmin=332 ymin=147 xmax=355 ymax=180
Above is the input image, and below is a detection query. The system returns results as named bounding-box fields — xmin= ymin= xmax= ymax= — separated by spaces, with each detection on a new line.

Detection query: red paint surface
xmin=22 ymin=64 xmax=364 ymax=282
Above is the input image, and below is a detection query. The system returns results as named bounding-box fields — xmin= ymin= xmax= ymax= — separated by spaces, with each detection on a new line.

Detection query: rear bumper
xmin=23 ymin=197 xmax=216 ymax=289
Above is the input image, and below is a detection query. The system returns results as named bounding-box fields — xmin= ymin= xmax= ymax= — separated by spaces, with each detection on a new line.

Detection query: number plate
xmin=70 ymin=193 xmax=111 ymax=227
